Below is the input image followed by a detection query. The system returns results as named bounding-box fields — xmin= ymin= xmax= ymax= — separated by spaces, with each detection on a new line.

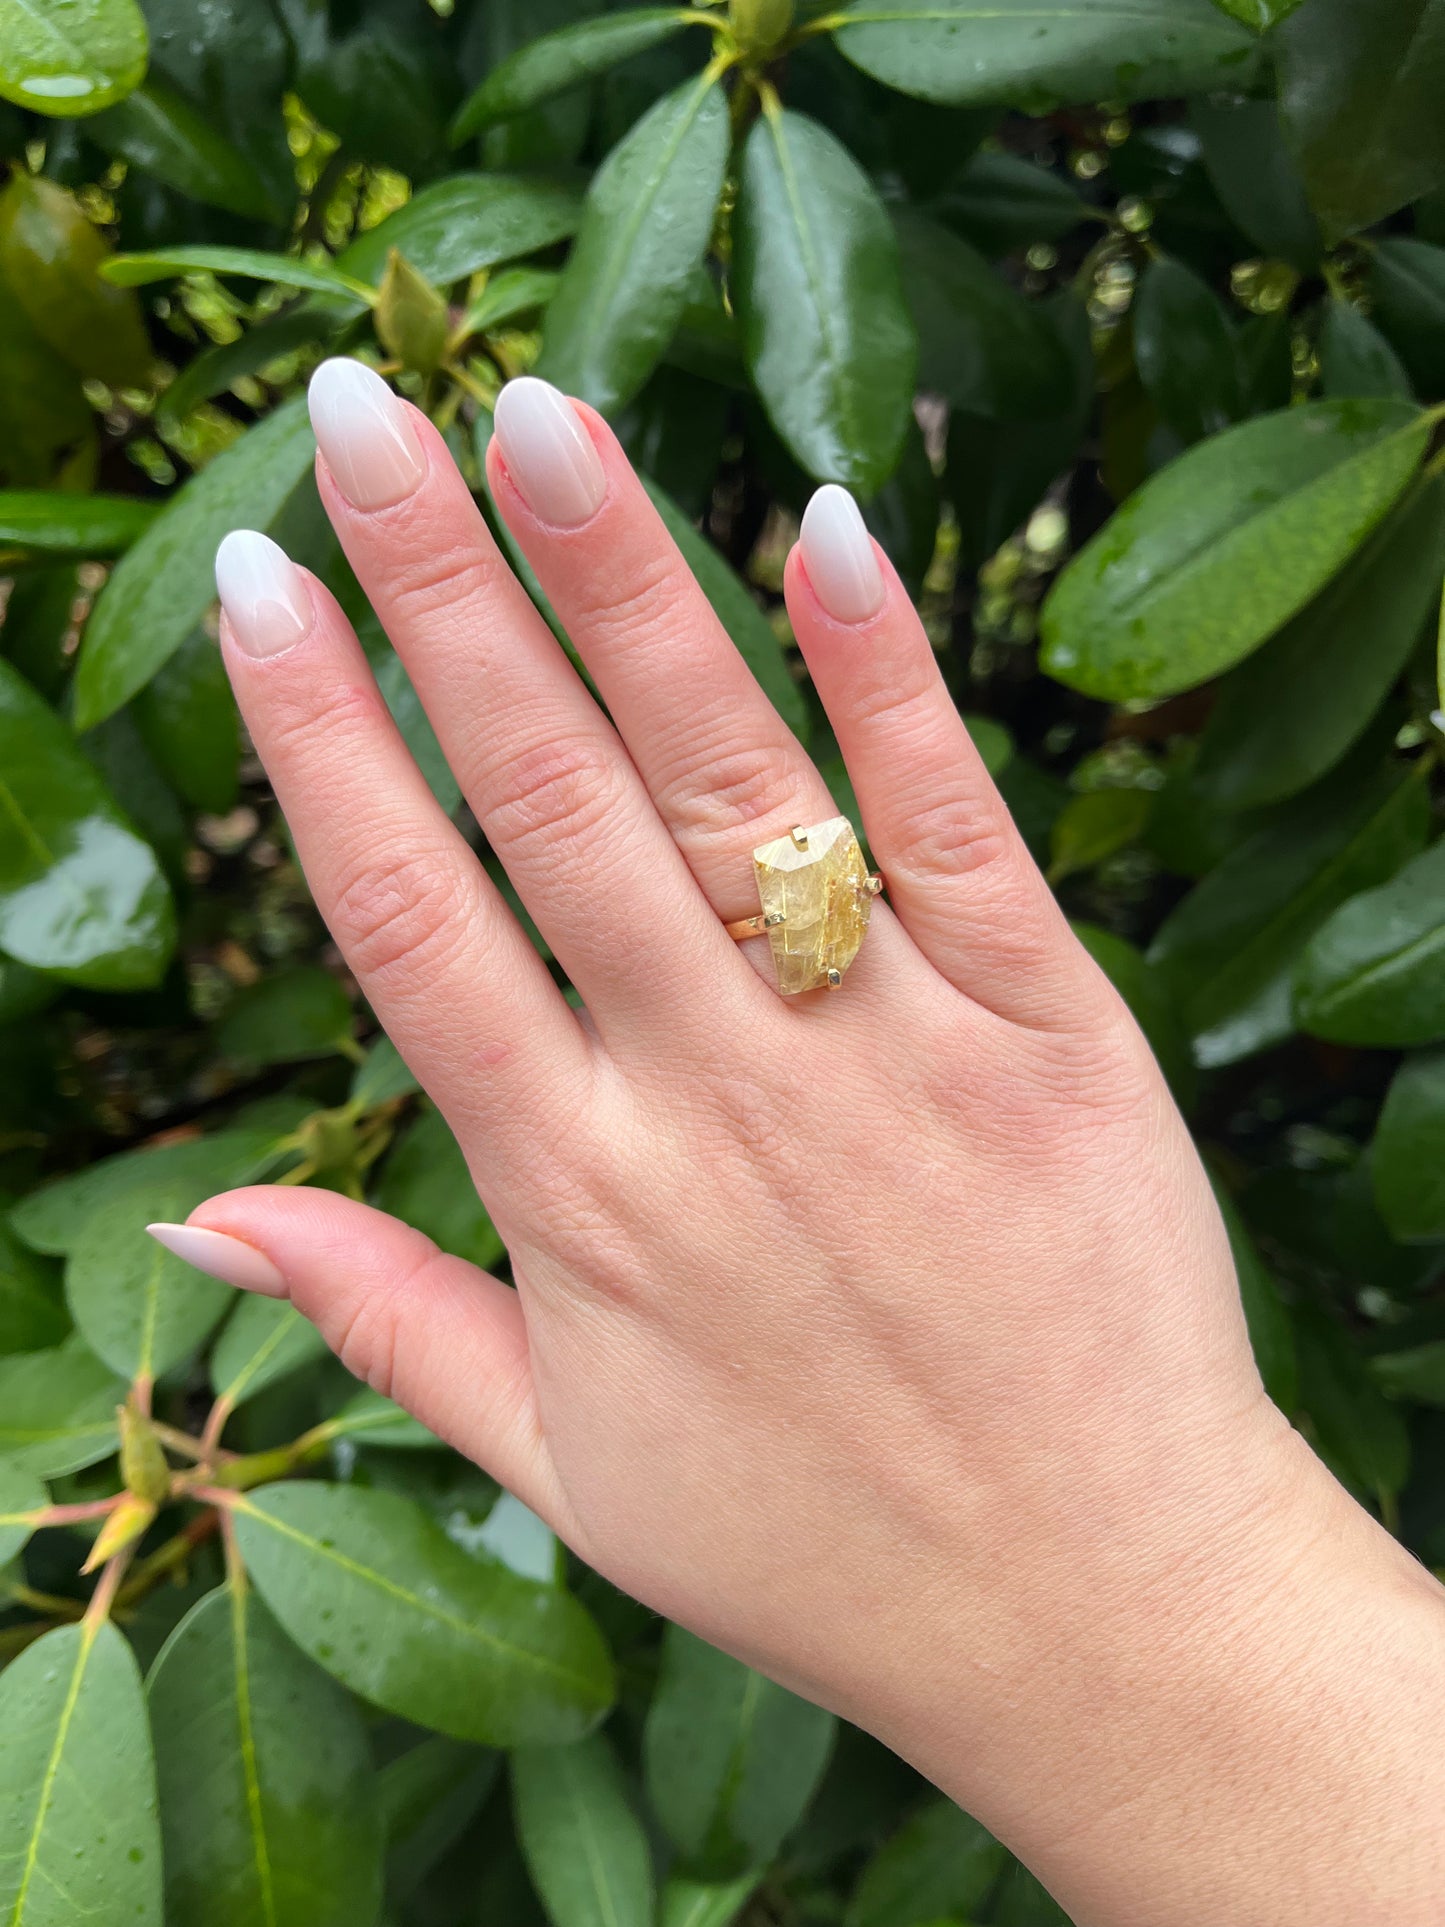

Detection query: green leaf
xmin=374 ymin=1105 xmax=505 ymax=1271
xmin=512 ymin=1734 xmax=656 ymax=1927
xmin=834 ymin=0 xmax=1257 ymax=109
xmin=1040 ymin=400 xmax=1430 ymax=703
xmin=1209 ymin=0 xmax=1305 ymax=26
xmin=1131 ymin=255 xmax=1241 ymax=444
xmin=156 ymin=309 xmax=339 ymax=433
xmin=66 ymin=1188 xmax=235 ymax=1381
xmin=643 ymin=1625 xmax=836 ymax=1879
xmin=1191 ymin=97 xmax=1320 ymax=272
xmin=233 ymin=1481 xmax=616 ymax=1746
xmin=735 ymin=106 xmax=916 ymax=494
xmin=1191 ymin=473 xmax=1445 ymax=809
xmin=75 ymin=392 xmax=315 ymax=727
xmin=0 ymin=1456 xmax=48 ymax=1564
xmin=1295 ymin=838 xmax=1445 ymax=1046
xmin=537 ymin=71 xmax=729 ymax=415
xmin=659 ymin=1876 xmax=761 ymax=1927
xmin=846 ymin=1799 xmax=1004 ymax=1927
xmin=1150 ymin=760 xmax=1430 ymax=1067
xmin=0 ymin=490 xmax=157 ymax=558
xmin=211 ymin=1295 xmax=329 ymax=1414
xmin=335 ymin=174 xmax=582 ymax=291
xmin=453 ymin=9 xmax=692 ymax=142
xmin=1369 ymin=238 xmax=1445 ymax=400
xmin=0 ymin=1339 xmax=125 ymax=1475
xmin=1070 ymin=921 xmax=1194 ymax=1107
xmin=0 ymin=1222 xmax=68 ymax=1355
xmin=932 ymin=149 xmax=1089 ymax=256
xmin=461 ymin=265 xmax=562 ymax=338
xmin=1318 ymin=299 xmax=1412 ymax=401
xmin=93 ymin=78 xmax=281 ymax=222
xmin=1371 ymin=1340 xmax=1445 ymax=1407
xmin=381 ymin=1735 xmax=499 ymax=1907
xmin=0 ymin=0 xmax=147 ymax=116
xmin=325 ymin=1385 xmax=443 ymax=1449
xmin=0 ymin=656 xmax=175 ymax=989
xmin=10 ymin=1107 xmax=308 ymax=1254
xmin=1277 ymin=0 xmax=1445 ymax=239
xmin=0 ymin=174 xmax=151 ymax=387
xmin=1046 ymin=787 xmax=1153 ymax=884
xmin=893 ymin=209 xmax=1072 ymax=420
xmin=148 ymin=1582 xmax=383 ymax=1927
xmin=0 ymin=1619 xmax=161 ymax=1927
xmin=104 ymin=245 xmax=374 ymax=303
xmin=133 ymin=626 xmax=240 ymax=815
xmin=1209 ymin=1180 xmax=1297 ymax=1414
xmin=218 ymin=965 xmax=354 ymax=1068
xmin=351 ymin=1033 xmax=421 ymax=1109
xmin=643 ymin=477 xmax=809 ymax=741
xmin=1373 ymin=1051 xmax=1445 ymax=1240
xmin=1294 ymin=1304 xmax=1409 ymax=1500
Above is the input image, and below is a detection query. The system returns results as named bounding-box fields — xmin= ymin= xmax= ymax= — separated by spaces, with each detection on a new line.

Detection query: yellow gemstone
xmin=753 ymin=815 xmax=873 ymax=995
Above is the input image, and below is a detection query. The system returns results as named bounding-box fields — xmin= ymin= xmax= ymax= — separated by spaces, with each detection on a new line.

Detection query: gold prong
xmin=864 ymin=873 xmax=884 ymax=896
xmin=826 ymin=968 xmax=843 ymax=988
xmin=790 ymin=825 xmax=809 ymax=848
xmin=764 ymin=911 xmax=786 ymax=927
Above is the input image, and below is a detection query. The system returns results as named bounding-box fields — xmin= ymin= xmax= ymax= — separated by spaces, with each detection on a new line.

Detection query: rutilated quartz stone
xmin=752 ymin=815 xmax=873 ymax=994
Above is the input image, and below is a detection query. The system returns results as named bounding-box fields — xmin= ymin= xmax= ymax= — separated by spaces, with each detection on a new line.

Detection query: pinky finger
xmin=147 ymin=1191 xmax=573 ymax=1534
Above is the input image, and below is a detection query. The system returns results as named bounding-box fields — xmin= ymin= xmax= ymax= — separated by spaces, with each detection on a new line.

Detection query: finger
xmin=786 ymin=488 xmax=1091 ymax=1028
xmin=486 ymin=378 xmax=842 ymax=929
xmin=148 ymin=1194 xmax=574 ymax=1531
xmin=305 ymin=358 xmax=737 ymax=1031
xmin=215 ymin=529 xmax=594 ymax=1155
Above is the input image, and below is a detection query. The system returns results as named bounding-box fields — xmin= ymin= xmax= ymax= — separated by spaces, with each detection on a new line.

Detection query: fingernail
xmin=799 ymin=485 xmax=885 ymax=624
xmin=215 ymin=530 xmax=313 ymax=657
xmin=145 ymin=1223 xmax=287 ymax=1298
xmin=492 ymin=375 xmax=606 ymax=528
xmin=308 ymin=357 xmax=424 ymax=511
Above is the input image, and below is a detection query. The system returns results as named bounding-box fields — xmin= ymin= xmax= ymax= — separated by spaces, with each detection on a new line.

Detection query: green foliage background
xmin=1 ymin=0 xmax=1444 ymax=1922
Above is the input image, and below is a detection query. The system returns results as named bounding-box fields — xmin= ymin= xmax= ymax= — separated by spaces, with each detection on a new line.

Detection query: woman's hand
xmin=155 ymin=360 xmax=1445 ymax=1926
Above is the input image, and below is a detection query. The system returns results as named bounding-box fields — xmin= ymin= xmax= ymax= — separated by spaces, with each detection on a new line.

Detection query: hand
xmin=156 ymin=360 xmax=1445 ymax=1926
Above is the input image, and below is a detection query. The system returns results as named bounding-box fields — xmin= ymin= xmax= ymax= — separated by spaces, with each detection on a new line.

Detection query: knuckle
xmin=655 ymin=733 xmax=808 ymax=843
xmin=266 ymin=678 xmax=388 ymax=765
xmin=567 ymin=549 xmax=682 ymax=658
xmin=485 ymin=737 xmax=628 ymax=861
xmin=329 ymin=847 xmax=475 ymax=988
xmin=385 ymin=539 xmax=502 ymax=631
xmin=888 ymin=792 xmax=1016 ymax=881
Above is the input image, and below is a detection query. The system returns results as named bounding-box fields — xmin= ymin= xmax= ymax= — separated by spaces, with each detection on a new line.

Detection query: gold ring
xmin=725 ymin=815 xmax=884 ymax=995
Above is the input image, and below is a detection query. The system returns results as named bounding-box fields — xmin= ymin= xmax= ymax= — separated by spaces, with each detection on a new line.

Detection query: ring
xmin=725 ymin=815 xmax=884 ymax=995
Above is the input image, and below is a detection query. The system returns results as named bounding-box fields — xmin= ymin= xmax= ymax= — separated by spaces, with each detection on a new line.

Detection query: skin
xmin=196 ymin=393 xmax=1445 ymax=1924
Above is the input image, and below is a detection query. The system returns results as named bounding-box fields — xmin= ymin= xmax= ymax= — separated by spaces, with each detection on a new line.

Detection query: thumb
xmin=147 ymin=1187 xmax=564 ymax=1528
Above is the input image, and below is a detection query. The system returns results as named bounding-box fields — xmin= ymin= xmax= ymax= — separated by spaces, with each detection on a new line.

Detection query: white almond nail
xmin=215 ymin=529 xmax=312 ymax=657
xmin=146 ymin=1223 xmax=288 ymax=1297
xmin=492 ymin=376 xmax=606 ymax=528
xmin=800 ymin=485 xmax=885 ymax=624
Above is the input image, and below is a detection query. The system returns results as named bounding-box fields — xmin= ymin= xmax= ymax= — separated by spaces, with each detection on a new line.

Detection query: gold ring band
xmin=726 ymin=816 xmax=883 ymax=994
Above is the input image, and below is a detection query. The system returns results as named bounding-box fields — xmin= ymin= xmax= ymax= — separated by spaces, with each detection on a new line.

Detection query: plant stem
xmin=113 ymin=1508 xmax=222 ymax=1610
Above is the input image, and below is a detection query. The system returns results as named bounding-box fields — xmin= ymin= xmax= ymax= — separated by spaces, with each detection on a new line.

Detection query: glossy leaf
xmin=1210 ymin=1181 xmax=1297 ymax=1414
xmin=0 ymin=0 xmax=147 ymax=116
xmin=1369 ymin=238 xmax=1445 ymax=400
xmin=1373 ymin=1051 xmax=1445 ymax=1240
xmin=1191 ymin=96 xmax=1319 ymax=271
xmin=75 ymin=393 xmax=315 ymax=727
xmin=1277 ymin=0 xmax=1445 ymax=238
xmin=834 ymin=0 xmax=1257 ymax=109
xmin=643 ymin=478 xmax=809 ymax=740
xmin=104 ymin=245 xmax=374 ymax=303
xmin=537 ymin=71 xmax=728 ymax=415
xmin=1040 ymin=400 xmax=1430 ymax=702
xmin=734 ymin=106 xmax=915 ymax=494
xmin=233 ymin=1481 xmax=616 ymax=1746
xmin=1318 ymin=300 xmax=1412 ymax=401
xmin=0 ymin=489 xmax=157 ymax=557
xmin=0 ymin=174 xmax=151 ymax=386
xmin=1209 ymin=0 xmax=1305 ymax=26
xmin=1047 ymin=787 xmax=1153 ymax=883
xmin=351 ymin=1032 xmax=421 ymax=1109
xmin=461 ymin=264 xmax=562 ymax=337
xmin=1371 ymin=1341 xmax=1445 ymax=1407
xmin=1296 ymin=838 xmax=1445 ymax=1046
xmin=0 ymin=1339 xmax=124 ymax=1475
xmin=210 ymin=1295 xmax=329 ymax=1413
xmin=148 ymin=1582 xmax=383 ymax=1927
xmin=0 ymin=1457 xmax=48 ymax=1565
xmin=66 ymin=1188 xmax=235 ymax=1380
xmin=1071 ymin=922 xmax=1194 ymax=1108
xmin=324 ymin=1384 xmax=442 ymax=1449
xmin=932 ymin=150 xmax=1089 ymax=256
xmin=453 ymin=9 xmax=691 ymax=141
xmin=894 ymin=209 xmax=1072 ymax=420
xmin=512 ymin=1734 xmax=655 ymax=1927
xmin=1191 ymin=474 xmax=1445 ymax=808
xmin=0 ymin=657 xmax=175 ymax=988
xmin=218 ymin=965 xmax=353 ymax=1068
xmin=0 ymin=1221 xmax=67 ymax=1356
xmin=373 ymin=1105 xmax=506 ymax=1271
xmin=133 ymin=626 xmax=240 ymax=814
xmin=381 ymin=1735 xmax=499 ymax=1906
xmin=0 ymin=1619 xmax=161 ymax=1926
xmin=1294 ymin=1304 xmax=1409 ymax=1499
xmin=93 ymin=78 xmax=281 ymax=222
xmin=659 ymin=1876 xmax=761 ymax=1927
xmin=336 ymin=174 xmax=581 ymax=291
xmin=156 ymin=308 xmax=339 ymax=432
xmin=1150 ymin=761 xmax=1430 ymax=1067
xmin=1131 ymin=255 xmax=1241 ymax=443
xmin=846 ymin=1799 xmax=1003 ymax=1927
xmin=643 ymin=1625 xmax=836 ymax=1879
